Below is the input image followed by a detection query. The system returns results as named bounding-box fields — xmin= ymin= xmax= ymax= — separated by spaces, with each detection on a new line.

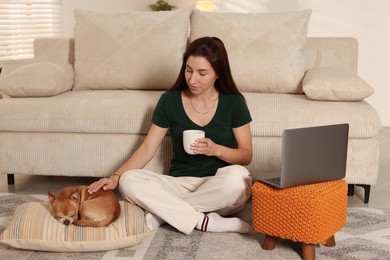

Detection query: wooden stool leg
xmin=302 ymin=244 xmax=315 ymax=260
xmin=322 ymin=235 xmax=336 ymax=247
xmin=261 ymin=235 xmax=278 ymax=250
xmin=301 ymin=235 xmax=335 ymax=259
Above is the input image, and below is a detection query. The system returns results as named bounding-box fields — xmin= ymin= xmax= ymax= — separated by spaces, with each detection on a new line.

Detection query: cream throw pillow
xmin=0 ymin=62 xmax=73 ymax=97
xmin=190 ymin=9 xmax=312 ymax=93
xmin=303 ymin=67 xmax=374 ymax=101
xmin=0 ymin=201 xmax=150 ymax=252
xmin=73 ymin=8 xmax=191 ymax=91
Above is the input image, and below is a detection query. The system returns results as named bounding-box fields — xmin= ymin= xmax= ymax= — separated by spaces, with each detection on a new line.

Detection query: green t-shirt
xmin=152 ymin=90 xmax=252 ymax=177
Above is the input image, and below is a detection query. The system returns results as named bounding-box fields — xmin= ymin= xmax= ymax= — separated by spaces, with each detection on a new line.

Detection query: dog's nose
xmin=63 ymin=219 xmax=71 ymax=226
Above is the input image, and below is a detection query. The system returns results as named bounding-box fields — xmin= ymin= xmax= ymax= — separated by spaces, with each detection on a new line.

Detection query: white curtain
xmin=0 ymin=0 xmax=63 ymax=61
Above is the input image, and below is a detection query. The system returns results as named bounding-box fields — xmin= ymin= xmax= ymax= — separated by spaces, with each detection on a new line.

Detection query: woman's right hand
xmin=87 ymin=175 xmax=119 ymax=194
xmin=86 ymin=124 xmax=168 ymax=195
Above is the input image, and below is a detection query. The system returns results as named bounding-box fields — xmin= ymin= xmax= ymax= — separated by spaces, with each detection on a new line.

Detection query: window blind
xmin=0 ymin=0 xmax=63 ymax=61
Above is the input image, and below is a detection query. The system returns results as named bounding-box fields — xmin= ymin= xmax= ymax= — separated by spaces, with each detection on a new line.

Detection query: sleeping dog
xmin=48 ymin=185 xmax=120 ymax=227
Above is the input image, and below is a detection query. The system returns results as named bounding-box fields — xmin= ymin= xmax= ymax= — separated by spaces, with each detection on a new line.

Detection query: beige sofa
xmin=0 ymin=9 xmax=380 ymax=203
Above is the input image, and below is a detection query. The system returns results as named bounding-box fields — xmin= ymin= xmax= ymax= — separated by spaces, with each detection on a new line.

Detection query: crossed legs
xmin=118 ymin=165 xmax=252 ymax=235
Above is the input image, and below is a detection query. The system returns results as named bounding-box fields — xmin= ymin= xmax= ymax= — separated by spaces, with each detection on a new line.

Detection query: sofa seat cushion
xmin=244 ymin=93 xmax=381 ymax=139
xmin=0 ymin=91 xmax=380 ymax=139
xmin=0 ymin=90 xmax=163 ymax=134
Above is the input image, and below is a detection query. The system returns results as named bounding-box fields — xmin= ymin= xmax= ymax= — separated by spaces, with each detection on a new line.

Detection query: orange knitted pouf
xmin=252 ymin=180 xmax=347 ymax=259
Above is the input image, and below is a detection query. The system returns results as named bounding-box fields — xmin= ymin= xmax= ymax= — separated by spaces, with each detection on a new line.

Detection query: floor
xmin=1 ymin=127 xmax=389 ymax=208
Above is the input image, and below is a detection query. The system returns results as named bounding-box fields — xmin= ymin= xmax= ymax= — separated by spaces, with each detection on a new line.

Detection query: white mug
xmin=183 ymin=130 xmax=205 ymax=155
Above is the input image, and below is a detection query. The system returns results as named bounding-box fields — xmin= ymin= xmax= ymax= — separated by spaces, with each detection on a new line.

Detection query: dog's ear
xmin=48 ymin=191 xmax=56 ymax=203
xmin=70 ymin=189 xmax=80 ymax=202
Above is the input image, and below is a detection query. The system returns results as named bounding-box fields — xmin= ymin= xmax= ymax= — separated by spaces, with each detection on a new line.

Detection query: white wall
xmin=214 ymin=0 xmax=390 ymax=126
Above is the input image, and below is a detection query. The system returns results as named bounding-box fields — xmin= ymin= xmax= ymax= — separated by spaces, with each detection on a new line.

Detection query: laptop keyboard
xmin=265 ymin=177 xmax=281 ymax=185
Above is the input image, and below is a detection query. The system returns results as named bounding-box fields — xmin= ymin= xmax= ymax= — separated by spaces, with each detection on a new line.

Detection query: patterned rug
xmin=1 ymin=193 xmax=390 ymax=260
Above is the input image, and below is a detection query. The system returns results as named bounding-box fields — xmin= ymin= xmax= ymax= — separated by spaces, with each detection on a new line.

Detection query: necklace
xmin=189 ymin=96 xmax=218 ymax=114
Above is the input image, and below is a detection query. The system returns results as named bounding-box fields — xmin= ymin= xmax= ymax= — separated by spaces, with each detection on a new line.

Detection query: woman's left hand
xmin=191 ymin=138 xmax=220 ymax=156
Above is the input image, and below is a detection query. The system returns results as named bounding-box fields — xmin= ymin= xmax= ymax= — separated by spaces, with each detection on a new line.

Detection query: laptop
xmin=258 ymin=124 xmax=349 ymax=189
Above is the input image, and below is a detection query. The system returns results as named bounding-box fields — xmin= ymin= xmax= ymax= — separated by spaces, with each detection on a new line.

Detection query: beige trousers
xmin=118 ymin=165 xmax=252 ymax=235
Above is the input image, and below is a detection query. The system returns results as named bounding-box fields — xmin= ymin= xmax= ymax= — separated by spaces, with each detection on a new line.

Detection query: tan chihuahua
xmin=48 ymin=185 xmax=120 ymax=227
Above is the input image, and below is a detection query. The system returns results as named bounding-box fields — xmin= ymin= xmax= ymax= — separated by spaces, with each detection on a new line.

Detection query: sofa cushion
xmin=190 ymin=9 xmax=312 ymax=94
xmin=302 ymin=67 xmax=374 ymax=101
xmin=244 ymin=93 xmax=381 ymax=139
xmin=0 ymin=62 xmax=73 ymax=97
xmin=73 ymin=8 xmax=191 ymax=91
xmin=0 ymin=90 xmax=162 ymax=135
xmin=0 ymin=201 xmax=149 ymax=252
xmin=0 ymin=91 xmax=380 ymax=139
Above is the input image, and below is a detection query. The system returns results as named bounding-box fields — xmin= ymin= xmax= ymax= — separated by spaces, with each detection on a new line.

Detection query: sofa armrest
xmin=34 ymin=37 xmax=75 ymax=66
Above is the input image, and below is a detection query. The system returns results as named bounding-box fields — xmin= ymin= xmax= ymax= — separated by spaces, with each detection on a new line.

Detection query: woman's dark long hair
xmin=169 ymin=37 xmax=242 ymax=96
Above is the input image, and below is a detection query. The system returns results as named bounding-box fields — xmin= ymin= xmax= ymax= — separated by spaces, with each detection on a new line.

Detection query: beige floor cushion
xmin=0 ymin=201 xmax=150 ymax=252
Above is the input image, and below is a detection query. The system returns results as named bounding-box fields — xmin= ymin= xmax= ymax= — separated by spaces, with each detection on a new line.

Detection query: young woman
xmin=88 ymin=37 xmax=253 ymax=235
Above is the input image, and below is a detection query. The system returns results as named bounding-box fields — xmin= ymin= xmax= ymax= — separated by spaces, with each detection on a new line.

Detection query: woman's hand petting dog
xmin=88 ymin=175 xmax=119 ymax=194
